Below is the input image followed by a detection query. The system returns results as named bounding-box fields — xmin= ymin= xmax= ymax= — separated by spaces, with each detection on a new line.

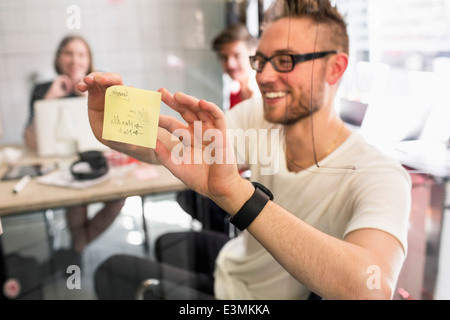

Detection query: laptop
xmin=34 ymin=96 xmax=109 ymax=157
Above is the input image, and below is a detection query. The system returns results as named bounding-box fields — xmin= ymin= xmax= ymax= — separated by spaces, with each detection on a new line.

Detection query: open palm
xmin=155 ymin=89 xmax=241 ymax=203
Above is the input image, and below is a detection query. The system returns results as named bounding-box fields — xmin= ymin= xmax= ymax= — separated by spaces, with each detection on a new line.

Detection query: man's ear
xmin=327 ymin=53 xmax=348 ymax=85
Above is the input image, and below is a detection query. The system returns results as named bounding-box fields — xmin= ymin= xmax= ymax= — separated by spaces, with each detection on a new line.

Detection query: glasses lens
xmin=272 ymin=55 xmax=294 ymax=72
xmin=250 ymin=54 xmax=296 ymax=72
xmin=250 ymin=56 xmax=263 ymax=72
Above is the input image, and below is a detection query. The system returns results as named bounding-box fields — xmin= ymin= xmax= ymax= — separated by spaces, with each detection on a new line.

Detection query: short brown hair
xmin=264 ymin=0 xmax=349 ymax=55
xmin=212 ymin=23 xmax=258 ymax=52
xmin=54 ymin=35 xmax=94 ymax=75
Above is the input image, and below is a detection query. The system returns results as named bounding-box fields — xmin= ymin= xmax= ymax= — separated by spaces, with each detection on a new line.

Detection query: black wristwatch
xmin=229 ymin=182 xmax=274 ymax=231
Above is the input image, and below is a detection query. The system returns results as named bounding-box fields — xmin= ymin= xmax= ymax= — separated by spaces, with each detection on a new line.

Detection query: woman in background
xmin=23 ymin=35 xmax=125 ymax=256
xmin=24 ymin=35 xmax=93 ymax=149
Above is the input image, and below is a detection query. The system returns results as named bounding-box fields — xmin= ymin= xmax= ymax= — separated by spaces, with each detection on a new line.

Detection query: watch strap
xmin=229 ymin=182 xmax=273 ymax=231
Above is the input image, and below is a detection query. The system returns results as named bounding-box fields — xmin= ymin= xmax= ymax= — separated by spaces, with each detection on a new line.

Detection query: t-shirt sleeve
xmin=344 ymin=165 xmax=412 ymax=254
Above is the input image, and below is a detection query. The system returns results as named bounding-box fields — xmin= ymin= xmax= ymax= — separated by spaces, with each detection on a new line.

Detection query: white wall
xmin=0 ymin=0 xmax=225 ymax=145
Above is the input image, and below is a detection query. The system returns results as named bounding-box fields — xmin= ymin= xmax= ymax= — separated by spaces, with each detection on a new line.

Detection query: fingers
xmin=78 ymin=72 xmax=124 ymax=91
xmin=92 ymin=72 xmax=124 ymax=86
xmin=76 ymin=80 xmax=88 ymax=93
xmin=58 ymin=75 xmax=74 ymax=92
xmin=159 ymin=88 xmax=199 ymax=111
xmin=158 ymin=115 xmax=188 ymax=135
xmin=159 ymin=88 xmax=201 ymax=123
xmin=198 ymin=99 xmax=226 ymax=129
xmin=158 ymin=115 xmax=195 ymax=152
xmin=159 ymin=88 xmax=225 ymax=128
xmin=174 ymin=92 xmax=224 ymax=126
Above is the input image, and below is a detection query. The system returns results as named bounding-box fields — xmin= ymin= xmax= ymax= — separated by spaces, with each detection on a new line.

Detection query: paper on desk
xmin=102 ymin=85 xmax=161 ymax=149
xmin=37 ymin=169 xmax=111 ymax=189
xmin=133 ymin=164 xmax=159 ymax=180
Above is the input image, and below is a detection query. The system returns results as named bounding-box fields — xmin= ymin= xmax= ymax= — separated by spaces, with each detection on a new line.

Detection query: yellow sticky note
xmin=103 ymin=85 xmax=161 ymax=149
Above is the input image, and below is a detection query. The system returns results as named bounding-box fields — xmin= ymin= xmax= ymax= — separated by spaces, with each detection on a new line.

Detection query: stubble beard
xmin=263 ymin=93 xmax=320 ymax=126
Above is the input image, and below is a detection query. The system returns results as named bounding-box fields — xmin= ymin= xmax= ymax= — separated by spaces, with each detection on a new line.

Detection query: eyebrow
xmin=255 ymin=49 xmax=299 ymax=56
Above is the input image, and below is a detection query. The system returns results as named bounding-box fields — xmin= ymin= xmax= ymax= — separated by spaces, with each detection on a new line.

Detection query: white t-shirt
xmin=214 ymin=96 xmax=412 ymax=300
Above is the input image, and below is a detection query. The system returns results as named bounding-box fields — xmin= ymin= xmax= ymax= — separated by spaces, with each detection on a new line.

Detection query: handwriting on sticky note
xmin=103 ymin=85 xmax=161 ymax=148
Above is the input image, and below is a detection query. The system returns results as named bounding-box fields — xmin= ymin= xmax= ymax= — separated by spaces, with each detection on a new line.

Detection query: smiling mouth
xmin=265 ymin=91 xmax=287 ymax=99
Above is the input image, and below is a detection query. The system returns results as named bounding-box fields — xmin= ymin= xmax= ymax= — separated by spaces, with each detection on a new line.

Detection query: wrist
xmin=213 ymin=178 xmax=255 ymax=216
xmin=228 ymin=181 xmax=273 ymax=231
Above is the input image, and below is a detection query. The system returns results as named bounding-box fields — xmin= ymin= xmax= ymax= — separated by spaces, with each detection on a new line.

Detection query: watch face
xmin=252 ymin=181 xmax=274 ymax=200
xmin=230 ymin=181 xmax=273 ymax=231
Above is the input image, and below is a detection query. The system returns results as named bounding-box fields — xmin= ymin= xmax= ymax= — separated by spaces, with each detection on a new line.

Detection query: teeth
xmin=265 ymin=92 xmax=286 ymax=99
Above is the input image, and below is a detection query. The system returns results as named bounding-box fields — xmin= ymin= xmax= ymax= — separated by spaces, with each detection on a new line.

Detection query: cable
xmin=282 ymin=0 xmax=356 ymax=172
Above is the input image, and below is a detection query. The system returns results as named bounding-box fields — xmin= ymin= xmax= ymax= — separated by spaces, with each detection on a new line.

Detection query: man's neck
xmin=283 ymin=114 xmax=349 ymax=172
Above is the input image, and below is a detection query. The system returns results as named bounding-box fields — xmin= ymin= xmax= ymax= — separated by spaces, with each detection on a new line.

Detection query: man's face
xmin=256 ymin=18 xmax=329 ymax=125
xmin=217 ymin=41 xmax=254 ymax=84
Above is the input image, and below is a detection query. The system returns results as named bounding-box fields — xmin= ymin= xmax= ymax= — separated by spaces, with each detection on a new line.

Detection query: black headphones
xmin=70 ymin=150 xmax=109 ymax=180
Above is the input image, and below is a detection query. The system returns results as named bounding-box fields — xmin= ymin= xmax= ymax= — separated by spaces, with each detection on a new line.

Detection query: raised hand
xmin=44 ymin=75 xmax=74 ymax=99
xmin=78 ymin=73 xmax=253 ymax=213
xmin=77 ymin=72 xmax=123 ymax=144
xmin=155 ymin=88 xmax=252 ymax=214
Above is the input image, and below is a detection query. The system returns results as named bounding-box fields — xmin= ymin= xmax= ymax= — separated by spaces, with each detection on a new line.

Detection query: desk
xmin=393 ymin=140 xmax=450 ymax=179
xmin=0 ymin=145 xmax=188 ymax=258
xmin=0 ymin=146 xmax=188 ymax=299
xmin=0 ymin=148 xmax=187 ymax=217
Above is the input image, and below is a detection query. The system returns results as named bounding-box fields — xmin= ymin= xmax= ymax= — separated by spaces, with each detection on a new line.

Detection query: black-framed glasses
xmin=249 ymin=51 xmax=337 ymax=73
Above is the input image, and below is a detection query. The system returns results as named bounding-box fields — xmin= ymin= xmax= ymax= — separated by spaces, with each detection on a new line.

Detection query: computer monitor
xmin=34 ymin=96 xmax=109 ymax=157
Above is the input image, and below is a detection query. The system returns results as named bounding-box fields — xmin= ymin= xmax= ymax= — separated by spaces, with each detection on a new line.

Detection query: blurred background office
xmin=0 ymin=0 xmax=449 ymax=300
xmin=1 ymin=0 xmax=449 ymax=146
xmin=0 ymin=0 xmax=225 ymax=144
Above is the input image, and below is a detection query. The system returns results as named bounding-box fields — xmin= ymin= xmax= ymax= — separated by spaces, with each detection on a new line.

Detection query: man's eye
xmin=276 ymin=56 xmax=291 ymax=65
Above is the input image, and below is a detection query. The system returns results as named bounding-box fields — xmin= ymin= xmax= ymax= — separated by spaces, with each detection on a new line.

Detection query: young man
xmin=79 ymin=0 xmax=411 ymax=300
xmin=212 ymin=23 xmax=259 ymax=110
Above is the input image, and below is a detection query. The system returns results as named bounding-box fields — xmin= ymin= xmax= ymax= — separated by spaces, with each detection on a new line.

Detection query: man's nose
xmin=256 ymin=60 xmax=278 ymax=83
